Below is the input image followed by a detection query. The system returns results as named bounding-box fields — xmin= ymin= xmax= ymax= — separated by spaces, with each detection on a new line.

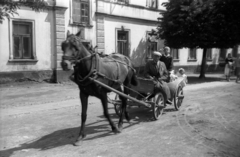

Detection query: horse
xmin=61 ymin=30 xmax=138 ymax=146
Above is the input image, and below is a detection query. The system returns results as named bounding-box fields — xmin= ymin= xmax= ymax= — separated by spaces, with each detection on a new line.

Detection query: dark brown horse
xmin=61 ymin=30 xmax=138 ymax=146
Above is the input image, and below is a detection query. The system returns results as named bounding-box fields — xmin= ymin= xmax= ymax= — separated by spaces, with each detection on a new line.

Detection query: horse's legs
xmin=123 ymin=85 xmax=131 ymax=122
xmin=74 ymin=91 xmax=89 ymax=146
xmin=100 ymin=94 xmax=120 ymax=134
xmin=118 ymin=85 xmax=131 ymax=131
xmin=118 ymin=96 xmax=128 ymax=131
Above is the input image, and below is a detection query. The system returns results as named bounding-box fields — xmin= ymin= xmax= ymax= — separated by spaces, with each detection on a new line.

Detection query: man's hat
xmin=153 ymin=51 xmax=162 ymax=57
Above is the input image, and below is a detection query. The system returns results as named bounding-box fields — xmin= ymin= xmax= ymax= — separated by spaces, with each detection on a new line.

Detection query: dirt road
xmin=0 ymin=80 xmax=240 ymax=157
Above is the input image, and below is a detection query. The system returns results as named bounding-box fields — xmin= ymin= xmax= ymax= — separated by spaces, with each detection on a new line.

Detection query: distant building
xmin=0 ymin=0 xmax=238 ymax=83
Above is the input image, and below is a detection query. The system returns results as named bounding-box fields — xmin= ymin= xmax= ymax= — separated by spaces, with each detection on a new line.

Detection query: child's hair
xmin=178 ymin=68 xmax=185 ymax=74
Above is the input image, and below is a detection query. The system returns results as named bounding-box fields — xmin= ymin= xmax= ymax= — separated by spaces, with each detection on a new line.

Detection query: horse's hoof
xmin=118 ymin=124 xmax=123 ymax=132
xmin=73 ymin=136 xmax=85 ymax=146
xmin=73 ymin=140 xmax=83 ymax=146
xmin=113 ymin=127 xmax=121 ymax=134
xmin=125 ymin=113 xmax=131 ymax=122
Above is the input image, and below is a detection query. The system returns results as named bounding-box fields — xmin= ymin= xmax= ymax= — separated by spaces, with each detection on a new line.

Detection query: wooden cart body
xmin=107 ymin=77 xmax=185 ymax=120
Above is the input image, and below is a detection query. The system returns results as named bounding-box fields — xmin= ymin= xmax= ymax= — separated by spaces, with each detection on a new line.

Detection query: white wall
xmin=104 ymin=17 xmax=157 ymax=67
xmin=98 ymin=1 xmax=161 ymax=22
xmin=0 ymin=8 xmax=54 ymax=72
xmin=65 ymin=0 xmax=97 ymax=46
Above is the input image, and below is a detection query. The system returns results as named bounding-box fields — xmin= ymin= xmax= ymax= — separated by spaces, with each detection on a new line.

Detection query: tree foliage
xmin=157 ymin=0 xmax=240 ymax=49
xmin=0 ymin=0 xmax=48 ymax=23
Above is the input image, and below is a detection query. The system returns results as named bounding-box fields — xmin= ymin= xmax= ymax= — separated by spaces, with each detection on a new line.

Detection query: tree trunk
xmin=199 ymin=48 xmax=207 ymax=79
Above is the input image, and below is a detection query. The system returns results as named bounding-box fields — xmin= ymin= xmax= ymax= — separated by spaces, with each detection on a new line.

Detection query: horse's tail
xmin=131 ymin=69 xmax=138 ymax=86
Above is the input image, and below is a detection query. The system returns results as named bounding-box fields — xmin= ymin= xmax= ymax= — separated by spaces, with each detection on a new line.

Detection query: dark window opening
xmin=147 ymin=42 xmax=157 ymax=59
xmin=170 ymin=48 xmax=179 ymax=60
xmin=117 ymin=31 xmax=129 ymax=56
xmin=219 ymin=49 xmax=227 ymax=61
xmin=206 ymin=49 xmax=212 ymax=60
xmin=13 ymin=21 xmax=32 ymax=59
xmin=147 ymin=0 xmax=158 ymax=9
xmin=188 ymin=48 xmax=197 ymax=60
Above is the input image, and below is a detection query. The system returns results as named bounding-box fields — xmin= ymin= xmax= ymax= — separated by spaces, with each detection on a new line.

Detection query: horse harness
xmin=65 ymin=53 xmax=135 ymax=87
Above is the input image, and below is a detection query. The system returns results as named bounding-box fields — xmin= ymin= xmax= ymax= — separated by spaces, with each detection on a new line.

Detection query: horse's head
xmin=61 ymin=30 xmax=84 ymax=71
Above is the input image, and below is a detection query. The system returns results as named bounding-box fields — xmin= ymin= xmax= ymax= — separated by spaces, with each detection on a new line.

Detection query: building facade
xmin=0 ymin=0 xmax=238 ymax=83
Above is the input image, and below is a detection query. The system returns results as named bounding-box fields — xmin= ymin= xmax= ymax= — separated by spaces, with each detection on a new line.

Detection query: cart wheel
xmin=114 ymin=94 xmax=122 ymax=116
xmin=152 ymin=92 xmax=165 ymax=120
xmin=174 ymin=86 xmax=184 ymax=110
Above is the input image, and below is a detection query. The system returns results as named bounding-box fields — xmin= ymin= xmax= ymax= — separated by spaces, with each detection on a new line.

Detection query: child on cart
xmin=177 ymin=68 xmax=188 ymax=87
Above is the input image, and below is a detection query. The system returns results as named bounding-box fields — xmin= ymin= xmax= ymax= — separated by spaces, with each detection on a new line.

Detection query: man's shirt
xmin=144 ymin=60 xmax=168 ymax=81
xmin=160 ymin=55 xmax=173 ymax=71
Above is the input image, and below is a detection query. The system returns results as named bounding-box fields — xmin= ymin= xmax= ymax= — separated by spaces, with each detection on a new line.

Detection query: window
xmin=219 ymin=49 xmax=227 ymax=61
xmin=13 ymin=21 xmax=33 ymax=59
xmin=117 ymin=31 xmax=129 ymax=56
xmin=170 ymin=49 xmax=179 ymax=60
xmin=147 ymin=42 xmax=157 ymax=59
xmin=117 ymin=0 xmax=129 ymax=4
xmin=188 ymin=48 xmax=197 ymax=60
xmin=232 ymin=46 xmax=238 ymax=57
xmin=72 ymin=0 xmax=89 ymax=24
xmin=146 ymin=0 xmax=158 ymax=9
xmin=206 ymin=49 xmax=212 ymax=60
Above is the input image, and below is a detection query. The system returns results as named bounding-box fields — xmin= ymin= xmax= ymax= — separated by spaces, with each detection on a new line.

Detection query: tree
xmin=157 ymin=0 xmax=240 ymax=78
xmin=0 ymin=0 xmax=48 ymax=24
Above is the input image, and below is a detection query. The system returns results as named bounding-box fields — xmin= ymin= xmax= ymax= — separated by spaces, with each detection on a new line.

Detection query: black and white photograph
xmin=0 ymin=0 xmax=240 ymax=156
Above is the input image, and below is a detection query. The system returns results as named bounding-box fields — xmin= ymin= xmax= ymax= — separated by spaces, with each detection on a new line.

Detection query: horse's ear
xmin=66 ymin=30 xmax=70 ymax=38
xmin=76 ymin=30 xmax=81 ymax=37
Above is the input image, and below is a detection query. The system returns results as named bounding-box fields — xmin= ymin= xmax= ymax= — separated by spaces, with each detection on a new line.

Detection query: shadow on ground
xmin=0 ymin=107 xmax=173 ymax=157
xmin=187 ymin=75 xmax=226 ymax=85
xmin=0 ymin=119 xmax=120 ymax=157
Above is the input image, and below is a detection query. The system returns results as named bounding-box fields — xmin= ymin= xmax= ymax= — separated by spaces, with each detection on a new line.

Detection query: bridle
xmin=62 ymin=35 xmax=137 ymax=87
xmin=62 ymin=36 xmax=93 ymax=64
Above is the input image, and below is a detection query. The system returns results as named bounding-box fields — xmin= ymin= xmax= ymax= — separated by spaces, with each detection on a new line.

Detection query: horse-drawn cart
xmin=107 ymin=77 xmax=185 ymax=120
xmin=61 ymin=31 xmax=186 ymax=145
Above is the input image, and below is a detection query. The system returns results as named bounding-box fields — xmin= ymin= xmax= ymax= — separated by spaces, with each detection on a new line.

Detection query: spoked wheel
xmin=152 ymin=92 xmax=165 ymax=120
xmin=174 ymin=86 xmax=184 ymax=110
xmin=114 ymin=94 xmax=122 ymax=116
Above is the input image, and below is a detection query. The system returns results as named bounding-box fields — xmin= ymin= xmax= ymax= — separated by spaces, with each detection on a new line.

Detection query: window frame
xmin=71 ymin=0 xmax=91 ymax=26
xmin=115 ymin=28 xmax=130 ymax=57
xmin=146 ymin=0 xmax=158 ymax=9
xmin=170 ymin=48 xmax=179 ymax=61
xmin=219 ymin=48 xmax=227 ymax=61
xmin=147 ymin=42 xmax=157 ymax=59
xmin=232 ymin=45 xmax=238 ymax=58
xmin=188 ymin=48 xmax=197 ymax=61
xmin=117 ymin=0 xmax=129 ymax=4
xmin=9 ymin=19 xmax=37 ymax=62
xmin=146 ymin=31 xmax=158 ymax=59
xmin=206 ymin=48 xmax=212 ymax=61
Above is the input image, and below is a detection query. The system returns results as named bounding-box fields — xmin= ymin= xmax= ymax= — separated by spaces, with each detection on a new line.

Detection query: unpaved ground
xmin=0 ymin=80 xmax=240 ymax=157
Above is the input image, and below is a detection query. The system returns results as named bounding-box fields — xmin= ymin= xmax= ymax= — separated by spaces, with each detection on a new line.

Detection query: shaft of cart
xmin=89 ymin=78 xmax=151 ymax=108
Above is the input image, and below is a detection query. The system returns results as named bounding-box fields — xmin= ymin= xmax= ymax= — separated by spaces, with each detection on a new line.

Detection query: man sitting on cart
xmin=144 ymin=51 xmax=172 ymax=105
